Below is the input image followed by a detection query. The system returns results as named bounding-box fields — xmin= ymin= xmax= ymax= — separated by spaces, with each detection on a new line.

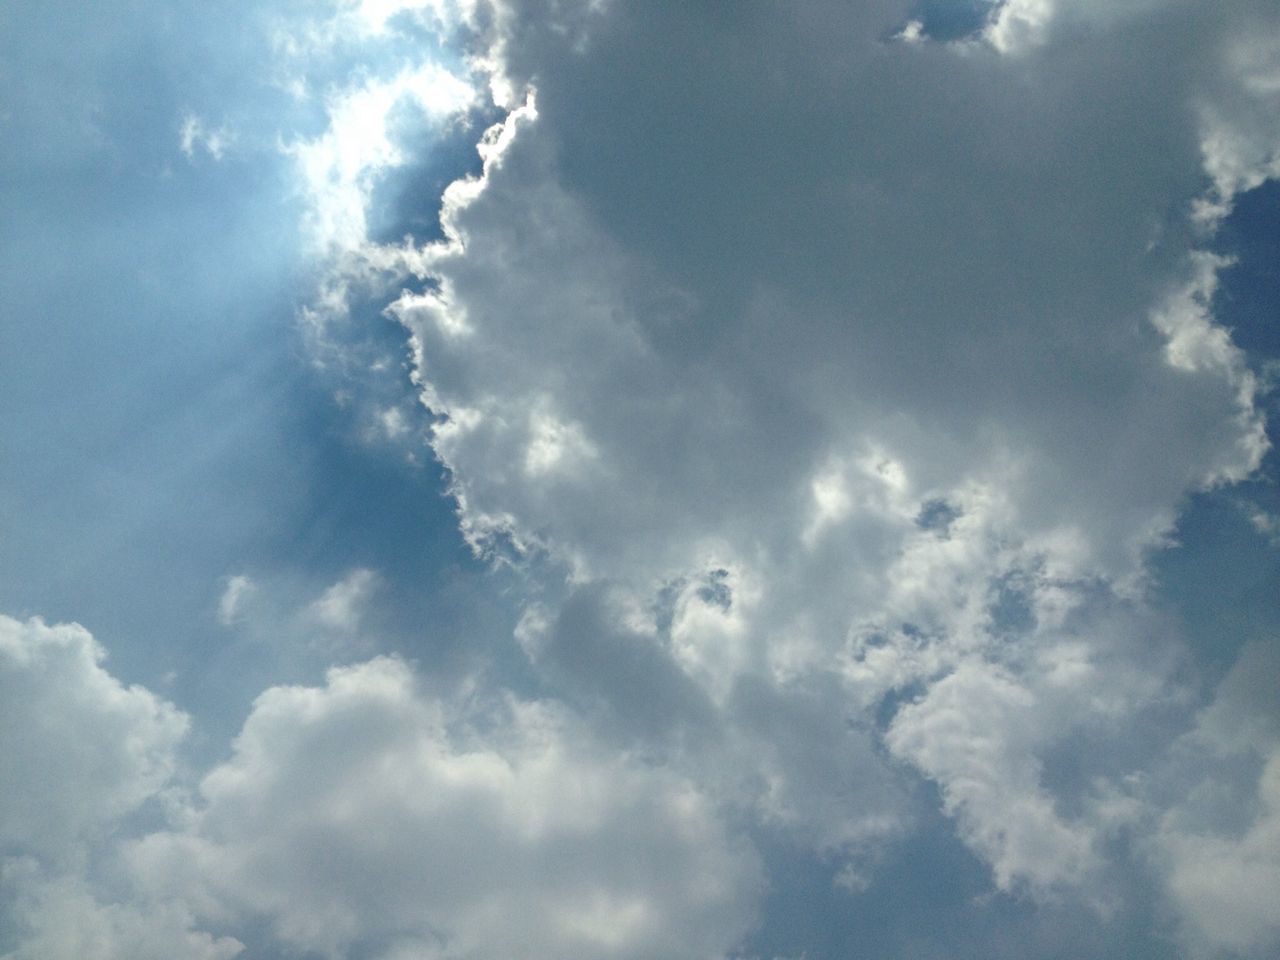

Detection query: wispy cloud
xmin=179 ymin=113 xmax=233 ymax=161
xmin=216 ymin=574 xmax=257 ymax=626
xmin=305 ymin=567 xmax=380 ymax=633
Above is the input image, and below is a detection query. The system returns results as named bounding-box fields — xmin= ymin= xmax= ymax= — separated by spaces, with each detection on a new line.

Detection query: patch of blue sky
xmin=745 ymin=790 xmax=1171 ymax=960
xmin=1215 ymin=181 xmax=1280 ymax=360
xmin=0 ymin=0 xmax=501 ymax=756
xmin=1149 ymin=181 xmax=1280 ymax=688
xmin=365 ymin=98 xmax=498 ymax=246
xmin=1154 ymin=491 xmax=1280 ymax=677
xmin=902 ymin=0 xmax=994 ymax=42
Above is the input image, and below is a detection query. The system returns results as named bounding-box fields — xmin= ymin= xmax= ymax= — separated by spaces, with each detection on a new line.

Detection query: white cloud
xmin=10 ymin=0 xmax=1278 ymax=955
xmin=523 ymin=404 xmax=598 ymax=479
xmin=128 ymin=656 xmax=762 ymax=960
xmin=351 ymin=0 xmax=452 ymax=37
xmin=179 ymin=113 xmax=232 ymax=161
xmin=0 ymin=615 xmax=187 ymax=862
xmin=884 ymin=662 xmax=1100 ymax=896
xmin=0 ymin=861 xmax=242 ymax=960
xmin=397 ymin=1 xmax=1268 ymax=594
xmin=355 ymin=0 xmax=1280 ymax=930
xmin=216 ymin=575 xmax=257 ymax=626
xmin=306 ymin=567 xmax=380 ymax=633
xmin=377 ymin=405 xmax=411 ymax=440
xmin=0 ymin=615 xmax=227 ymax=960
xmin=980 ymin=0 xmax=1182 ymax=56
xmin=1159 ymin=751 xmax=1280 ymax=957
xmin=894 ymin=19 xmax=925 ymax=45
xmin=983 ymin=0 xmax=1056 ymax=53
xmin=1153 ymin=640 xmax=1280 ymax=957
xmin=1192 ymin=20 xmax=1280 ymax=224
xmin=0 ymin=612 xmax=761 ymax=959
xmin=514 ymin=581 xmax=908 ymax=855
xmin=1247 ymin=505 xmax=1280 ymax=546
xmin=285 ymin=61 xmax=476 ymax=257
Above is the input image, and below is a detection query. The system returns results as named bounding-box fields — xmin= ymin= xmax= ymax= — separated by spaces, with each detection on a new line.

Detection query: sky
xmin=1 ymin=1 xmax=1279 ymax=958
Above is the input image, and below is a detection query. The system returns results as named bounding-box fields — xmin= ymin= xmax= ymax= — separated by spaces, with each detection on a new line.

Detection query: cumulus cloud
xmin=0 ymin=611 xmax=761 ymax=959
xmin=0 ymin=615 xmax=228 ymax=960
xmin=400 ymin=0 xmax=1269 ymax=588
xmin=885 ymin=662 xmax=1100 ymax=896
xmin=7 ymin=0 xmax=1280 ymax=957
xmin=128 ymin=656 xmax=762 ymax=960
xmin=0 ymin=615 xmax=187 ymax=862
xmin=0 ymin=862 xmax=242 ymax=960
xmin=345 ymin=0 xmax=1280 ymax=938
xmin=1152 ymin=640 xmax=1280 ymax=958
xmin=285 ymin=60 xmax=475 ymax=257
xmin=1194 ymin=22 xmax=1280 ymax=224
xmin=1159 ymin=751 xmax=1280 ymax=957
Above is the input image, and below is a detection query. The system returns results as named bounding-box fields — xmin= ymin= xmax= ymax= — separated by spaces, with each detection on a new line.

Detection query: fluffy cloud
xmin=129 ymin=656 xmax=762 ymax=960
xmin=399 ymin=1 xmax=1269 ymax=589
xmin=179 ymin=113 xmax=233 ymax=161
xmin=306 ymin=567 xmax=381 ymax=633
xmin=514 ymin=583 xmax=908 ymax=854
xmin=1159 ymin=751 xmax=1280 ymax=958
xmin=1153 ymin=640 xmax=1280 ymax=958
xmin=1 ymin=612 xmax=761 ymax=959
xmin=352 ymin=0 xmax=1280 ymax=941
xmin=0 ymin=615 xmax=187 ymax=862
xmin=0 ymin=862 xmax=242 ymax=960
xmin=0 ymin=615 xmax=232 ymax=960
xmin=8 ymin=0 xmax=1280 ymax=957
xmin=285 ymin=60 xmax=475 ymax=257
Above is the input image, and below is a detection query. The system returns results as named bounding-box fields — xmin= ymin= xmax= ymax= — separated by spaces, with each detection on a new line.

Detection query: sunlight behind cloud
xmin=287 ymin=62 xmax=475 ymax=255
xmin=3 ymin=1 xmax=1280 ymax=958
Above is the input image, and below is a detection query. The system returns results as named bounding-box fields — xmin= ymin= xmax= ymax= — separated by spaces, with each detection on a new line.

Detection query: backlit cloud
xmin=4 ymin=0 xmax=1280 ymax=957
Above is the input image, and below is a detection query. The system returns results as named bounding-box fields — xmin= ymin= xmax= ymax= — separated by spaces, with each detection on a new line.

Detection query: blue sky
xmin=2 ymin=2 xmax=1279 ymax=959
xmin=1 ymin=0 xmax=510 ymax=744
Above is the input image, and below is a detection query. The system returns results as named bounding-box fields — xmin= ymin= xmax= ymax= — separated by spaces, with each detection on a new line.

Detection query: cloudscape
xmin=2 ymin=1 xmax=1279 ymax=958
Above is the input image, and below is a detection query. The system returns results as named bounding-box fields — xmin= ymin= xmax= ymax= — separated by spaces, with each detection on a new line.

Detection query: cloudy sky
xmin=3 ymin=1 xmax=1280 ymax=958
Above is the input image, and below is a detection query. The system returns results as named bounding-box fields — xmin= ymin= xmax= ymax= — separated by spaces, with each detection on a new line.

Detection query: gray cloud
xmin=370 ymin=0 xmax=1280 ymax=948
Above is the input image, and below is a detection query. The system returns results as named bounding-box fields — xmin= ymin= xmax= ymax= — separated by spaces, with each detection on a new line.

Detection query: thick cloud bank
xmin=376 ymin=0 xmax=1280 ymax=951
